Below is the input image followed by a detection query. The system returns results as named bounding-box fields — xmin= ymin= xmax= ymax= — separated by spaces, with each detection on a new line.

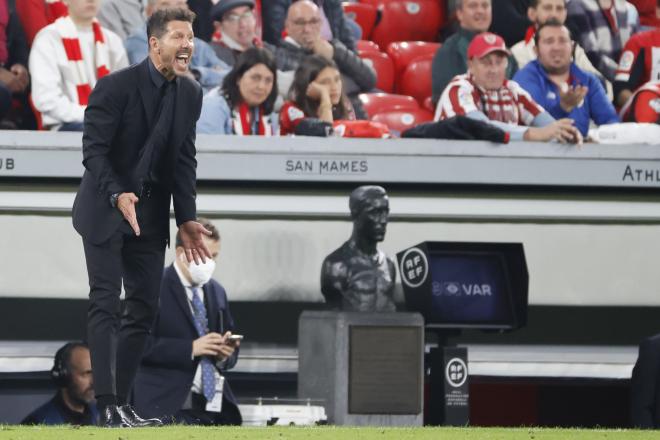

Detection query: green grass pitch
xmin=1 ymin=426 xmax=659 ymax=440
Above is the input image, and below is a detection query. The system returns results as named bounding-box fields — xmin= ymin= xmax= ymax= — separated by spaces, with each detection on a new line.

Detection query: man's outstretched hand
xmin=179 ymin=221 xmax=213 ymax=264
xmin=117 ymin=192 xmax=140 ymax=236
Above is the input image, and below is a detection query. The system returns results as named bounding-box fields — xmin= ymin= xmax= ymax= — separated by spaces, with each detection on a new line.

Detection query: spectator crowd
xmin=2 ymin=0 xmax=660 ymax=138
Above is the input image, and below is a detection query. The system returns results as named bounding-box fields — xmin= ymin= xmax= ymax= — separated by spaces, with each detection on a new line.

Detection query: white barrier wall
xmin=2 ymin=206 xmax=660 ymax=306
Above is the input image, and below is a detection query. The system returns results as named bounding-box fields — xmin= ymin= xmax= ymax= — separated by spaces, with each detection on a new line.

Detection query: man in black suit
xmin=631 ymin=333 xmax=660 ymax=428
xmin=72 ymin=7 xmax=213 ymax=428
xmin=133 ymin=219 xmax=242 ymax=425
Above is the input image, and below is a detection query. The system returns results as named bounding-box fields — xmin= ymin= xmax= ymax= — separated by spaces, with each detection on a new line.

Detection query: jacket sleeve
xmin=432 ymin=45 xmax=455 ymax=103
xmin=221 ymin=296 xmax=239 ymax=371
xmin=191 ymin=40 xmax=230 ymax=89
xmin=6 ymin=7 xmax=29 ymax=67
xmin=81 ymin=74 xmax=128 ymax=197
xmin=327 ymin=0 xmax=356 ymax=51
xmin=261 ymin=0 xmax=290 ymax=46
xmin=331 ymin=40 xmax=376 ymax=92
xmin=630 ymin=336 xmax=660 ymax=428
xmin=197 ymin=91 xmax=233 ymax=135
xmin=587 ymin=73 xmax=620 ymax=125
xmin=140 ymin=308 xmax=197 ymax=371
xmin=172 ymin=84 xmax=202 ymax=226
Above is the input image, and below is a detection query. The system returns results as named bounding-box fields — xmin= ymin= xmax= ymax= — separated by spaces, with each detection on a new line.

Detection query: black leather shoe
xmin=99 ymin=404 xmax=131 ymax=428
xmin=119 ymin=405 xmax=163 ymax=427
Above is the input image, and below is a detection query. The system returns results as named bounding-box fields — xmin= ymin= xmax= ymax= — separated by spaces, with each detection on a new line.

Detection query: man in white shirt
xmin=29 ymin=0 xmax=128 ymax=130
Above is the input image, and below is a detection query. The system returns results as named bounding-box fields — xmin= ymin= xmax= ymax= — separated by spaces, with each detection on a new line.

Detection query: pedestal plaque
xmin=298 ymin=311 xmax=424 ymax=425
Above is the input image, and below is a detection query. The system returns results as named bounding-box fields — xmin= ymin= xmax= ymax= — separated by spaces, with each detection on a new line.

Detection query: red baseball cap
xmin=467 ymin=32 xmax=510 ymax=59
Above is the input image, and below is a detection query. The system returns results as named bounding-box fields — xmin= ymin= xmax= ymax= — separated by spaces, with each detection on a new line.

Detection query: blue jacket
xmin=197 ymin=89 xmax=279 ymax=135
xmin=132 ymin=265 xmax=240 ymax=420
xmin=124 ymin=25 xmax=229 ymax=90
xmin=513 ymin=60 xmax=619 ymax=136
xmin=21 ymin=393 xmax=98 ymax=425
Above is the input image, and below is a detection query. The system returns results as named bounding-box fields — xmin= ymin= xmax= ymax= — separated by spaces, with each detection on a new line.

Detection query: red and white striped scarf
xmin=54 ymin=15 xmax=110 ymax=106
xmin=232 ymin=103 xmax=272 ymax=135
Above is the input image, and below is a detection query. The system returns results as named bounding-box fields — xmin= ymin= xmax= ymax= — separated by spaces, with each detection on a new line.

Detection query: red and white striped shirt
xmin=434 ymin=73 xmax=545 ymax=126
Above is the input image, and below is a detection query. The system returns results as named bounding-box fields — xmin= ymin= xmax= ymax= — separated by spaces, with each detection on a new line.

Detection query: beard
xmin=542 ymin=62 xmax=570 ymax=76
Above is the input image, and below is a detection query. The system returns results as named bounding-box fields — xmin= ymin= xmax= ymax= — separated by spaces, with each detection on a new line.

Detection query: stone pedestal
xmin=298 ymin=311 xmax=424 ymax=426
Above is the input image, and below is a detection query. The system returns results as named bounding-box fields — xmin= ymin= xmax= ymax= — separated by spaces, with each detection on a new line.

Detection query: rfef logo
xmin=445 ymin=358 xmax=468 ymax=388
xmin=400 ymin=247 xmax=428 ymax=288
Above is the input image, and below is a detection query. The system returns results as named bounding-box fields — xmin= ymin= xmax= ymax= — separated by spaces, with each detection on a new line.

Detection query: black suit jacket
xmin=132 ymin=265 xmax=239 ymax=419
xmin=72 ymin=58 xmax=203 ymax=245
xmin=631 ymin=334 xmax=660 ymax=428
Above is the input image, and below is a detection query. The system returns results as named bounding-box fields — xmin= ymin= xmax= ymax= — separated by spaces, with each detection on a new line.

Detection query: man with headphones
xmin=22 ymin=342 xmax=98 ymax=425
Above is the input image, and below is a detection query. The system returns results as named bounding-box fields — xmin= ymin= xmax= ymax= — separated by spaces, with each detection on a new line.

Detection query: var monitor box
xmin=397 ymin=241 xmax=529 ymax=330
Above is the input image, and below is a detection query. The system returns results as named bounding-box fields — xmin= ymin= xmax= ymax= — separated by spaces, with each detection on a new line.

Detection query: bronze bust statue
xmin=321 ymin=186 xmax=397 ymax=312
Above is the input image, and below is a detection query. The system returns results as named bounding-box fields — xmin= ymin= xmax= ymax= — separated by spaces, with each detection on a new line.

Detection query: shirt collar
xmin=173 ymin=260 xmax=198 ymax=303
xmin=147 ymin=57 xmax=177 ymax=89
xmin=533 ymin=59 xmax=580 ymax=86
xmin=458 ymin=27 xmax=479 ymax=40
xmin=221 ymin=33 xmax=248 ymax=51
xmin=284 ymin=36 xmax=302 ymax=48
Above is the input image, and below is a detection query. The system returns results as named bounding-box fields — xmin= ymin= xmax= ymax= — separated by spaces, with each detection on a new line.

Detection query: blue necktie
xmin=191 ymin=287 xmax=216 ymax=402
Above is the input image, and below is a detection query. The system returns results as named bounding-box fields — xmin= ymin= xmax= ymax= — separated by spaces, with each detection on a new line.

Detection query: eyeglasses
xmin=291 ymin=18 xmax=321 ymax=27
xmin=223 ymin=11 xmax=255 ymax=23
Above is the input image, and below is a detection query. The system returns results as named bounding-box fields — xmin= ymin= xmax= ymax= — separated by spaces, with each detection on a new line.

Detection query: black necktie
xmin=137 ymin=81 xmax=175 ymax=184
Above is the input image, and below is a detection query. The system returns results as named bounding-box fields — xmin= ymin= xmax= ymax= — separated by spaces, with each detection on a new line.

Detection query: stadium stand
xmin=358 ymin=92 xmax=420 ymax=117
xmin=386 ymin=41 xmax=441 ymax=93
xmin=362 ymin=0 xmax=446 ymax=49
xmin=370 ymin=107 xmax=434 ymax=133
xmin=341 ymin=2 xmax=379 ymax=40
xmin=398 ymin=54 xmax=435 ymax=105
xmin=356 ymin=48 xmax=395 ymax=92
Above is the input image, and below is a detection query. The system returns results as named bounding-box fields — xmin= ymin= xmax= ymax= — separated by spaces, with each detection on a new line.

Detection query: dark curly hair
xmin=220 ymin=47 xmax=278 ymax=114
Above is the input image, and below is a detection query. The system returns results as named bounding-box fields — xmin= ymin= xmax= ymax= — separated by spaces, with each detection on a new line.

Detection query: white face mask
xmin=183 ymin=254 xmax=216 ymax=286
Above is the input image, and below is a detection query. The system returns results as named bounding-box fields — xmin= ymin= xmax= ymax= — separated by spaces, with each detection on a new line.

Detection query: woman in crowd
xmin=280 ymin=55 xmax=355 ymax=135
xmin=197 ymin=47 xmax=279 ymax=135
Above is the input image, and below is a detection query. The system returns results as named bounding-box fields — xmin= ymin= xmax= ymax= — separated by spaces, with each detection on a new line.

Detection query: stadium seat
xmin=386 ymin=41 xmax=441 ymax=91
xmin=355 ymin=39 xmax=381 ymax=53
xmin=364 ymin=0 xmax=444 ymax=49
xmin=370 ymin=108 xmax=434 ymax=134
xmin=422 ymin=96 xmax=435 ymax=113
xmin=399 ymin=54 xmax=434 ymax=105
xmin=357 ymin=50 xmax=395 ymax=93
xmin=358 ymin=92 xmax=419 ymax=118
xmin=341 ymin=2 xmax=379 ymax=40
xmin=28 ymin=95 xmax=44 ymax=131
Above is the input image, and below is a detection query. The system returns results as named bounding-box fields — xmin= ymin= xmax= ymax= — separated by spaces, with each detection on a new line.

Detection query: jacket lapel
xmin=137 ymin=58 xmax=157 ymax=130
xmin=205 ymin=284 xmax=221 ymax=334
xmin=165 ymin=265 xmax=197 ymax=333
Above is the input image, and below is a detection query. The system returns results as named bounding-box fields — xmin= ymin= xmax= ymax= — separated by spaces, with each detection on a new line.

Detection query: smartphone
xmin=228 ymin=334 xmax=244 ymax=342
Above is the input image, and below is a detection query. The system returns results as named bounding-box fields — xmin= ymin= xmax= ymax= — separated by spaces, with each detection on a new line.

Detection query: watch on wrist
xmin=110 ymin=192 xmax=120 ymax=208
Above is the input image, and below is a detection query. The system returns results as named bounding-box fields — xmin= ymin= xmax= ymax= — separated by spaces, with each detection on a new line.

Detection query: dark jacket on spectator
xmin=4 ymin=0 xmax=29 ymax=68
xmin=489 ymin=0 xmax=531 ymax=47
xmin=275 ymin=38 xmax=375 ymax=97
xmin=21 ymin=391 xmax=98 ymax=426
xmin=262 ymin=0 xmax=356 ymax=51
xmin=402 ymin=115 xmax=508 ymax=143
xmin=187 ymin=0 xmax=214 ymax=42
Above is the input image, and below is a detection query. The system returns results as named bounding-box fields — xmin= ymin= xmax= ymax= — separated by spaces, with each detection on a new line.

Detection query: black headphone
xmin=51 ymin=341 xmax=88 ymax=387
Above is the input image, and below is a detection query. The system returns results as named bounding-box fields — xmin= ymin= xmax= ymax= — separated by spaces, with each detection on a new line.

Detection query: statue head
xmin=349 ymin=185 xmax=389 ymax=243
